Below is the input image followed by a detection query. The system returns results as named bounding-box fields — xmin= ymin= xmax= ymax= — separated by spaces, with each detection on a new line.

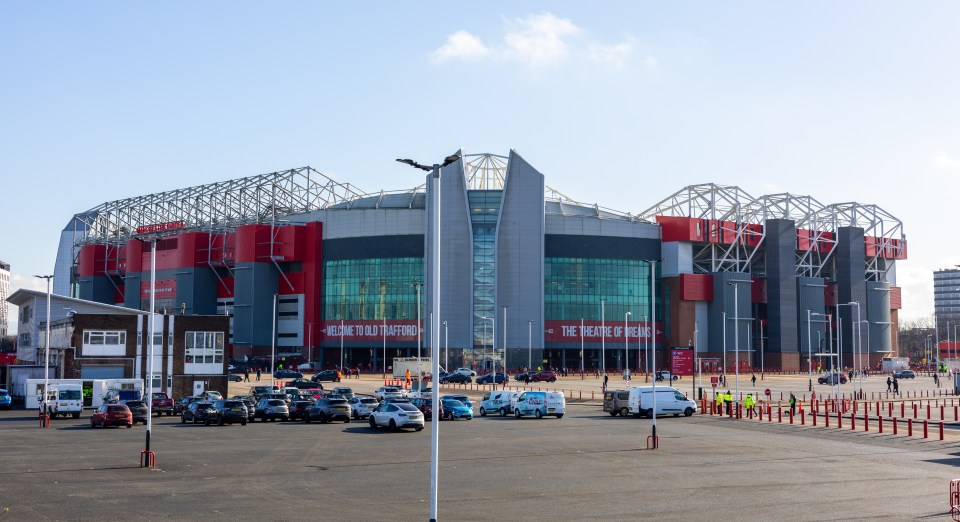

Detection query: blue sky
xmin=3 ymin=2 xmax=959 ymax=330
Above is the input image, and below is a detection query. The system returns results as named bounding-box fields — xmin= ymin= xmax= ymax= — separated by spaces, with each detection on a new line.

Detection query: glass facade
xmin=323 ymin=258 xmax=423 ymax=321
xmin=469 ymin=190 xmax=502 ymax=348
xmin=544 ymin=258 xmax=661 ymax=322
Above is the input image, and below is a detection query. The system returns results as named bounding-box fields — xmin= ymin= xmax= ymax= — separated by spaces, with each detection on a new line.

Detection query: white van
xmin=513 ymin=391 xmax=565 ymax=419
xmin=48 ymin=384 xmax=83 ymax=419
xmin=628 ymin=386 xmax=697 ymax=418
xmin=480 ymin=390 xmax=520 ymax=417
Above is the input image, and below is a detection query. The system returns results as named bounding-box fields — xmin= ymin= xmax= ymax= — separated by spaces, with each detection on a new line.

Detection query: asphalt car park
xmin=4 ymin=388 xmax=960 ymax=521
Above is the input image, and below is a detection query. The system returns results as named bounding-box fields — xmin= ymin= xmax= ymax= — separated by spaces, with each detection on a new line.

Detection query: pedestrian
xmin=789 ymin=393 xmax=797 ymax=416
xmin=934 ymin=373 xmax=940 ymax=387
xmin=848 ymin=370 xmax=853 ymax=382
xmin=893 ymin=377 xmax=899 ymax=395
xmin=751 ymin=374 xmax=757 ymax=387
xmin=723 ymin=390 xmax=733 ymax=415
xmin=744 ymin=393 xmax=755 ymax=419
xmin=405 ymin=368 xmax=411 ymax=388
xmin=886 ymin=376 xmax=892 ymax=392
xmin=337 ymin=369 xmax=342 ymax=382
xmin=603 ymin=374 xmax=609 ymax=391
xmin=715 ymin=391 xmax=723 ymax=414
xmin=256 ymin=368 xmax=261 ymax=382
xmin=244 ymin=369 xmax=250 ymax=382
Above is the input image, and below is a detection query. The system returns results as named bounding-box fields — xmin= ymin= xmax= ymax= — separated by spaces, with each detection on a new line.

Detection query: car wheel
xmin=479 ymin=407 xmax=486 ymax=417
xmin=344 ymin=417 xmax=351 ymax=424
xmin=535 ymin=409 xmax=543 ymax=419
xmin=181 ymin=416 xmax=186 ymax=424
xmin=389 ymin=419 xmax=398 ymax=432
xmin=556 ymin=414 xmax=564 ymax=419
xmin=305 ymin=413 xmax=311 ymax=423
xmin=218 ymin=416 xmax=225 ymax=426
xmin=319 ymin=412 xmax=327 ymax=424
xmin=550 ymin=378 xmax=556 ymax=383
xmin=415 ymin=426 xmax=424 ymax=431
xmin=646 ymin=409 xmax=654 ymax=418
xmin=499 ymin=408 xmax=507 ymax=417
xmin=515 ymin=409 xmax=522 ymax=418
xmin=620 ymin=407 xmax=629 ymax=417
xmin=99 ymin=419 xmax=105 ymax=428
xmin=127 ymin=423 xmax=132 ymax=428
xmin=369 ymin=416 xmax=378 ymax=429
xmin=241 ymin=419 xmax=247 ymax=426
xmin=73 ymin=412 xmax=80 ymax=419
xmin=684 ymin=407 xmax=694 ymax=417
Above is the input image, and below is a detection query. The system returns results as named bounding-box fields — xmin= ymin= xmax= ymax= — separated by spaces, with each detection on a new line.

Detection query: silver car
xmin=373 ymin=386 xmax=404 ymax=401
xmin=255 ymin=399 xmax=289 ymax=422
xmin=348 ymin=396 xmax=379 ymax=419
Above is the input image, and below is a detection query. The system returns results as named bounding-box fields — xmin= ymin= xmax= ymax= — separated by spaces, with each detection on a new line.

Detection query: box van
xmin=480 ymin=390 xmax=520 ymax=417
xmin=513 ymin=391 xmax=565 ymax=419
xmin=603 ymin=390 xmax=631 ymax=417
xmin=628 ymin=386 xmax=697 ymax=418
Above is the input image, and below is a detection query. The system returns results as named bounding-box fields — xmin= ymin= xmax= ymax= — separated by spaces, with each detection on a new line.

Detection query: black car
xmin=894 ymin=370 xmax=916 ymax=379
xmin=122 ymin=400 xmax=150 ymax=425
xmin=305 ymin=398 xmax=351 ymax=423
xmin=174 ymin=396 xmax=201 ymax=415
xmin=440 ymin=373 xmax=472 ymax=384
xmin=312 ymin=370 xmax=341 ymax=383
xmin=286 ymin=378 xmax=317 ymax=389
xmin=208 ymin=400 xmax=248 ymax=426
xmin=289 ymin=400 xmax=314 ymax=421
xmin=234 ymin=396 xmax=257 ymax=420
xmin=476 ymin=373 xmax=509 ymax=385
xmin=181 ymin=402 xmax=215 ymax=424
xmin=227 ymin=374 xmax=243 ymax=382
xmin=274 ymin=369 xmax=303 ymax=379
xmin=515 ymin=372 xmax=532 ymax=384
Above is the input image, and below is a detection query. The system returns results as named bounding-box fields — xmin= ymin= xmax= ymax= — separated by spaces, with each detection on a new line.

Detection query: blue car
xmin=440 ymin=399 xmax=473 ymax=420
xmin=0 ymin=388 xmax=11 ymax=410
xmin=441 ymin=394 xmax=473 ymax=410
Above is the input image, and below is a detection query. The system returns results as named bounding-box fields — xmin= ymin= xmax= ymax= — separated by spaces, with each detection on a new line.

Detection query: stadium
xmin=50 ymin=149 xmax=906 ymax=374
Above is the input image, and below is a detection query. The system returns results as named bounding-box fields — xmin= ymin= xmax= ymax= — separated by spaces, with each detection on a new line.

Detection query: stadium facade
xmin=51 ymin=150 xmax=906 ymax=373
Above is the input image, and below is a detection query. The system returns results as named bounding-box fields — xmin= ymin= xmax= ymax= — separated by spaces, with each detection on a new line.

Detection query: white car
xmin=368 ymin=402 xmax=424 ymax=431
xmin=373 ymin=386 xmax=404 ymax=401
xmin=348 ymin=396 xmax=379 ymax=419
xmin=406 ymin=387 xmax=432 ymax=399
xmin=454 ymin=368 xmax=477 ymax=377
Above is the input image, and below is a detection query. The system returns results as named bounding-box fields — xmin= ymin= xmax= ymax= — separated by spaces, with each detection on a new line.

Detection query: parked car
xmin=454 ymin=368 xmax=477 ymax=377
xmin=817 ymin=373 xmax=848 ymax=385
xmin=182 ymin=402 xmax=216 ymax=424
xmin=441 ymin=394 xmax=473 ymax=411
xmin=122 ymin=400 xmax=150 ymax=425
xmin=90 ymin=403 xmax=133 ymax=428
xmin=289 ymin=400 xmax=314 ymax=421
xmin=234 ymin=396 xmax=257 ymax=420
xmin=297 ymin=361 xmax=322 ymax=372
xmin=174 ymin=396 xmax=201 ymax=415
xmin=894 ymin=370 xmax=916 ymax=379
xmin=368 ymin=402 xmax=425 ymax=432
xmin=305 ymin=398 xmax=351 ymax=423
xmin=250 ymin=385 xmax=281 ymax=400
xmin=374 ymin=386 xmax=404 ymax=401
xmin=513 ymin=391 xmax=565 ymax=419
xmin=476 ymin=373 xmax=509 ymax=385
xmin=0 ymin=389 xmax=11 ymax=410
xmin=274 ymin=369 xmax=303 ymax=379
xmin=514 ymin=371 xmax=532 ymax=384
xmin=331 ymin=387 xmax=355 ymax=400
xmin=312 ymin=370 xmax=341 ymax=382
xmin=440 ymin=399 xmax=473 ymax=420
xmin=628 ymin=386 xmax=696 ymax=418
xmin=208 ymin=400 xmax=249 ymax=425
xmin=439 ymin=373 xmax=471 ymax=384
xmin=286 ymin=378 xmax=317 ymax=390
xmin=255 ymin=399 xmax=290 ymax=422
xmin=530 ymin=371 xmax=558 ymax=383
xmin=228 ymin=374 xmax=243 ymax=382
xmin=410 ymin=397 xmax=440 ymax=421
xmin=479 ymin=390 xmax=518 ymax=417
xmin=264 ymin=392 xmax=291 ymax=404
xmin=407 ymin=387 xmax=434 ymax=399
xmin=151 ymin=392 xmax=174 ymax=416
xmin=348 ymin=396 xmax=379 ymax=419
xmin=603 ymin=390 xmax=631 ymax=417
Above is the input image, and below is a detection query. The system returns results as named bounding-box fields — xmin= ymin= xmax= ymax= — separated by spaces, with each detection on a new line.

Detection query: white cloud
xmin=587 ymin=40 xmax=634 ymax=69
xmin=431 ymin=30 xmax=491 ymax=63
xmin=644 ymin=56 xmax=658 ymax=71
xmin=933 ymin=151 xmax=960 ymax=171
xmin=503 ymin=13 xmax=581 ymax=68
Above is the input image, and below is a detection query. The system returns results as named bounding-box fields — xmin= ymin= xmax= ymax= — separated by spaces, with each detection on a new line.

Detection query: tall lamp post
xmin=527 ymin=320 xmax=533 ymax=371
xmin=500 ymin=306 xmax=507 ymax=389
xmin=600 ymin=298 xmax=606 ymax=379
xmin=443 ymin=321 xmax=448 ymax=373
xmin=579 ymin=318 xmax=585 ymax=377
xmin=643 ymin=314 xmax=649 ymax=382
xmin=727 ymin=278 xmax=750 ymax=407
xmin=481 ymin=316 xmax=493 ymax=373
xmin=412 ymin=281 xmax=422 ymax=380
xmin=396 ymin=153 xmax=458 ymax=522
xmin=649 ymin=260 xmax=658 ymax=448
xmin=624 ymin=312 xmax=632 ymax=382
xmin=382 ymin=315 xmax=387 ymax=380
xmin=34 ymin=274 xmax=53 ymax=427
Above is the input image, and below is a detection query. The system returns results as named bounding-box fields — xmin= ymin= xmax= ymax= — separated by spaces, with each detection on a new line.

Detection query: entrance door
xmin=193 ymin=381 xmax=205 ymax=396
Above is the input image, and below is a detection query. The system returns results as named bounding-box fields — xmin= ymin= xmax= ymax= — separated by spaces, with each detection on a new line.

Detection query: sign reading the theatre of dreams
xmin=140 ymin=279 xmax=176 ymax=299
xmin=543 ymin=320 xmax=663 ymax=344
xmin=136 ymin=221 xmax=185 ymax=235
xmin=321 ymin=320 xmax=421 ymax=342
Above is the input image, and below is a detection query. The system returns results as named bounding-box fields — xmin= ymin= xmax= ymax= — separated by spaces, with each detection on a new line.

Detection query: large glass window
xmin=469 ymin=190 xmax=502 ymax=348
xmin=323 ymin=258 xmax=424 ymax=321
xmin=544 ymin=258 xmax=661 ymax=321
xmin=185 ymin=331 xmax=225 ymax=364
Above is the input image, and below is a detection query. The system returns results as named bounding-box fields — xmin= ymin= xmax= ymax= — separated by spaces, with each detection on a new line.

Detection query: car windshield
xmin=0 ymin=391 xmax=9 ymax=397
xmin=328 ymin=399 xmax=348 ymax=405
xmin=107 ymin=405 xmax=128 ymax=412
xmin=360 ymin=398 xmax=378 ymax=404
xmin=383 ymin=388 xmax=399 ymax=392
xmin=337 ymin=388 xmax=353 ymax=394
xmin=443 ymin=400 xmax=465 ymax=408
xmin=224 ymin=402 xmax=242 ymax=408
xmin=126 ymin=401 xmax=146 ymax=408
xmin=59 ymin=390 xmax=82 ymax=400
xmin=267 ymin=400 xmax=285 ymax=406
xmin=396 ymin=403 xmax=419 ymax=412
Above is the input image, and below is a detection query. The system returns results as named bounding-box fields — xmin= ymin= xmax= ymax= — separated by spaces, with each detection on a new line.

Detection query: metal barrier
xmin=140 ymin=450 xmax=156 ymax=468
xmin=950 ymin=478 xmax=960 ymax=521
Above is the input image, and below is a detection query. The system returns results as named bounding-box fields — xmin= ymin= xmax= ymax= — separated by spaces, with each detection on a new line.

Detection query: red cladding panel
xmin=125 ymin=239 xmax=143 ymax=273
xmin=825 ymin=282 xmax=839 ymax=307
xmin=77 ymin=245 xmax=106 ymax=277
xmin=743 ymin=224 xmax=763 ymax=246
xmin=279 ymin=272 xmax=305 ymax=294
xmin=797 ymin=229 xmax=814 ymax=251
xmin=865 ymin=236 xmax=879 ymax=257
xmin=175 ymin=232 xmax=210 ymax=268
xmin=890 ymin=286 xmax=902 ymax=309
xmin=302 ymin=222 xmax=323 ymax=345
xmin=817 ymin=231 xmax=835 ymax=253
xmin=752 ymin=279 xmax=767 ymax=304
xmin=720 ymin=221 xmax=738 ymax=245
xmin=217 ymin=277 xmax=234 ymax=298
xmin=679 ymin=274 xmax=713 ymax=301
xmin=707 ymin=220 xmax=720 ymax=243
xmin=235 ymin=225 xmax=273 ymax=263
xmin=656 ymin=216 xmax=705 ymax=243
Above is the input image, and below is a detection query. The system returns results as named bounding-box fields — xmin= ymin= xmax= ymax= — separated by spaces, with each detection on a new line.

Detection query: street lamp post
xmin=413 ymin=281 xmax=422 ymax=380
xmin=580 ymin=318 xmax=585 ymax=378
xmin=600 ymin=298 xmax=606 ymax=380
xmin=382 ymin=315 xmax=387 ymax=380
xmin=527 ymin=320 xmax=533 ymax=371
xmin=34 ymin=274 xmax=53 ymax=427
xmin=624 ymin=311 xmax=632 ymax=383
xmin=443 ymin=321 xmax=448 ymax=373
xmin=806 ymin=310 xmax=813 ymax=392
xmin=500 ymin=306 xmax=507 ymax=389
xmin=643 ymin=314 xmax=649 ymax=382
xmin=727 ymin=280 xmax=747 ymax=409
xmin=649 ymin=260 xmax=658 ymax=448
xmin=396 ymin=153 xmax=458 ymax=522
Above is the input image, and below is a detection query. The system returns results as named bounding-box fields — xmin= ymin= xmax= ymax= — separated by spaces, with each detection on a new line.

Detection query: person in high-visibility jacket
xmin=715 ymin=391 xmax=723 ymax=414
xmin=723 ymin=390 xmax=733 ymax=415
xmin=744 ymin=393 xmax=755 ymax=418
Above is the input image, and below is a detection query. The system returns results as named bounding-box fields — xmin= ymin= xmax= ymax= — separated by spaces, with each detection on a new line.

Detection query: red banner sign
xmin=136 ymin=221 xmax=185 ymax=234
xmin=543 ymin=320 xmax=663 ymax=343
xmin=140 ymin=279 xmax=176 ymax=299
xmin=671 ymin=348 xmax=694 ymax=376
xmin=321 ymin=320 xmax=421 ymax=342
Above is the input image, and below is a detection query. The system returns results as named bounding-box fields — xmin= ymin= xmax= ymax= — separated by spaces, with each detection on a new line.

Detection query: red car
xmin=530 ymin=371 xmax=558 ymax=383
xmin=410 ymin=397 xmax=443 ymax=421
xmin=90 ymin=404 xmax=133 ymax=428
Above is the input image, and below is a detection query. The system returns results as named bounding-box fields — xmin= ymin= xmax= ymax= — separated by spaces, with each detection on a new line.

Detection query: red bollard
xmin=879 ymin=415 xmax=883 ymax=433
xmin=876 ymin=402 xmax=880 ymax=416
xmin=914 ymin=403 xmax=918 ymax=419
xmin=801 ymin=410 xmax=805 ymax=425
xmin=901 ymin=403 xmax=905 ymax=417
xmin=864 ymin=412 xmax=868 ymax=432
xmin=940 ymin=421 xmax=945 ymax=441
xmin=851 ymin=412 xmax=855 ymax=430
xmin=889 ymin=403 xmax=893 ymax=417
xmin=908 ymin=418 xmax=913 ymax=437
xmin=942 ymin=405 xmax=945 ymax=421
xmin=928 ymin=404 xmax=932 ymax=419
xmin=767 ymin=405 xmax=772 ymax=422
xmin=838 ymin=411 xmax=843 ymax=429
xmin=790 ymin=411 xmax=794 ymax=424
xmin=893 ymin=417 xmax=898 ymax=435
xmin=826 ymin=410 xmax=830 ymax=427
xmin=924 ymin=420 xmax=929 ymax=439
xmin=955 ymin=406 xmax=958 ymax=422
xmin=813 ymin=409 xmax=817 ymax=426
xmin=778 ymin=407 xmax=782 ymax=423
